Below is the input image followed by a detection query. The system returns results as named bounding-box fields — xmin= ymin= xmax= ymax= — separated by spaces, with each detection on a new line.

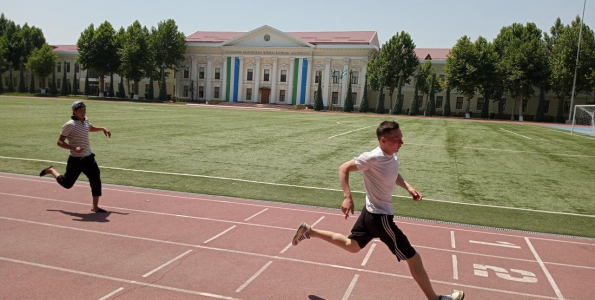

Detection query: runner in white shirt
xmin=292 ymin=121 xmax=464 ymax=300
xmin=40 ymin=101 xmax=112 ymax=213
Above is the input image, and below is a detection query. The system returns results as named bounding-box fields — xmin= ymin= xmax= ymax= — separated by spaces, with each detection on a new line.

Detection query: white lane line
xmin=328 ymin=125 xmax=375 ymax=139
xmin=204 ymin=226 xmax=236 ymax=244
xmin=451 ymin=231 xmax=456 ymax=249
xmin=452 ymin=255 xmax=459 ymax=280
xmin=235 ymin=261 xmax=273 ymax=293
xmin=361 ymin=243 xmax=377 ymax=266
xmin=2 ymin=188 xmax=594 ymax=247
xmin=142 ymin=250 xmax=193 ymax=278
xmin=98 ymin=287 xmax=124 ymax=300
xmin=341 ymin=274 xmax=360 ymax=300
xmin=0 ymin=217 xmax=568 ymax=300
xmin=0 ymin=257 xmax=243 ymax=300
xmin=244 ymin=208 xmax=268 ymax=221
xmin=525 ymin=237 xmax=565 ymax=300
xmin=499 ymin=128 xmax=532 ymax=139
xmin=469 ymin=240 xmax=521 ymax=249
xmin=279 ymin=216 xmax=325 ymax=254
xmin=3 ymin=167 xmax=595 ymax=218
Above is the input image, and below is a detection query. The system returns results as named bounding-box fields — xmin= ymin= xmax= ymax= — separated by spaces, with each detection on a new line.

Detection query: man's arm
xmin=396 ymin=173 xmax=422 ymax=201
xmin=57 ymin=135 xmax=82 ymax=153
xmin=89 ymin=125 xmax=111 ymax=137
xmin=339 ymin=159 xmax=359 ymax=219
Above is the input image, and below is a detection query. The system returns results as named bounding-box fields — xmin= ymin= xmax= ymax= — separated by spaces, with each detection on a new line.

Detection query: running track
xmin=0 ymin=172 xmax=593 ymax=300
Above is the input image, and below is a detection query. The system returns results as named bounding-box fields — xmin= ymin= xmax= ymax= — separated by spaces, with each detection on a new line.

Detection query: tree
xmin=71 ymin=65 xmax=78 ymax=95
xmin=120 ymin=21 xmax=150 ymax=99
xmin=375 ymin=82 xmax=385 ymax=114
xmin=417 ymin=60 xmax=434 ymax=114
xmin=26 ymin=44 xmax=56 ymax=93
xmin=494 ymin=22 xmax=549 ymax=121
xmin=393 ymin=76 xmax=405 ymax=114
xmin=147 ymin=76 xmax=154 ymax=100
xmin=50 ymin=66 xmax=57 ymax=95
xmin=343 ymin=71 xmax=354 ymax=112
xmin=152 ymin=19 xmax=187 ymax=99
xmin=108 ymin=73 xmax=115 ymax=97
xmin=410 ymin=76 xmax=420 ymax=116
xmin=8 ymin=62 xmax=14 ymax=92
xmin=84 ymin=70 xmax=90 ymax=96
xmin=359 ymin=75 xmax=369 ymax=113
xmin=118 ymin=75 xmax=125 ymax=98
xmin=427 ymin=73 xmax=442 ymax=116
xmin=77 ymin=22 xmax=119 ymax=97
xmin=443 ymin=86 xmax=451 ymax=117
xmin=314 ymin=71 xmax=324 ymax=111
xmin=60 ymin=61 xmax=68 ymax=95
xmin=444 ymin=35 xmax=479 ymax=115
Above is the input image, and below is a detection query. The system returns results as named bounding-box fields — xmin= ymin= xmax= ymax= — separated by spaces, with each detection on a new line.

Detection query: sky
xmin=2 ymin=0 xmax=593 ymax=48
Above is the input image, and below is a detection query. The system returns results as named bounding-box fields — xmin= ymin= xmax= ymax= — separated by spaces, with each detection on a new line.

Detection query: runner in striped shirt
xmin=40 ymin=101 xmax=112 ymax=213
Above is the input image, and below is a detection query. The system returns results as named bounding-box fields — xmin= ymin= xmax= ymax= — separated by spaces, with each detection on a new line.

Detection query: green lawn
xmin=1 ymin=96 xmax=594 ymax=237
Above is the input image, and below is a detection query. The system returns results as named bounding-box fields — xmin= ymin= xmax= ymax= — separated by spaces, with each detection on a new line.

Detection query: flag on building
xmin=340 ymin=70 xmax=348 ymax=79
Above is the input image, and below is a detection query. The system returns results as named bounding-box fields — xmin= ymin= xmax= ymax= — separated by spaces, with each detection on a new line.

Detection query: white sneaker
xmin=292 ymin=222 xmax=311 ymax=246
xmin=439 ymin=290 xmax=465 ymax=300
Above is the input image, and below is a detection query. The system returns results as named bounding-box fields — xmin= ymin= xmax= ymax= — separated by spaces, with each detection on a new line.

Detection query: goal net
xmin=572 ymin=105 xmax=595 ymax=136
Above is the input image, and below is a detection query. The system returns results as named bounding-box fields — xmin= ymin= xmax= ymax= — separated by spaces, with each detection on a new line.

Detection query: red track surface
xmin=0 ymin=173 xmax=593 ymax=300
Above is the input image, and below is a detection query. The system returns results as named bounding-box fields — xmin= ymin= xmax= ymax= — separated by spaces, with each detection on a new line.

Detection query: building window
xmin=56 ymin=62 xmax=61 ymax=73
xmin=215 ymin=68 xmax=221 ymax=80
xmin=75 ymin=64 xmax=79 ymax=73
xmin=183 ymin=85 xmax=189 ymax=97
xmin=38 ymin=78 xmax=45 ymax=89
xmin=104 ymin=82 xmax=109 ymax=92
xmin=264 ymin=69 xmax=270 ymax=82
xmin=145 ymin=84 xmax=149 ymax=92
xmin=65 ymin=62 xmax=71 ymax=73
xmin=184 ymin=66 xmax=189 ymax=78
xmin=315 ymin=71 xmax=321 ymax=83
xmin=247 ymin=69 xmax=253 ymax=81
xmin=352 ymin=92 xmax=357 ymax=105
xmin=477 ymin=98 xmax=484 ymax=111
xmin=199 ymin=67 xmax=205 ymax=79
xmin=332 ymin=92 xmax=339 ymax=104
xmin=351 ymin=71 xmax=359 ymax=84
xmin=57 ymin=79 xmax=61 ymax=89
xmin=417 ymin=95 xmax=423 ymax=104
xmin=522 ymin=100 xmax=528 ymax=113
xmin=280 ymin=70 xmax=287 ymax=82
xmin=332 ymin=71 xmax=340 ymax=84
xmin=198 ymin=86 xmax=204 ymax=98
xmin=436 ymin=96 xmax=443 ymax=109
xmin=456 ymin=97 xmax=464 ymax=110
xmin=544 ymin=100 xmax=550 ymax=114
xmin=279 ymin=90 xmax=286 ymax=102
xmin=246 ymin=88 xmax=252 ymax=100
xmin=214 ymin=87 xmax=220 ymax=99
xmin=4 ymin=77 xmax=8 ymax=87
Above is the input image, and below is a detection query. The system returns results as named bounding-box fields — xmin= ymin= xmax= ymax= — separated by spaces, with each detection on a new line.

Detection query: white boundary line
xmin=2 ymin=186 xmax=594 ymax=247
xmin=244 ymin=208 xmax=268 ymax=221
xmin=0 ymin=257 xmax=243 ymax=300
xmin=525 ymin=238 xmax=565 ymax=300
xmin=404 ymin=143 xmax=595 ymax=158
xmin=98 ymin=287 xmax=124 ymax=300
xmin=204 ymin=226 xmax=237 ymax=244
xmin=361 ymin=243 xmax=377 ymax=267
xmin=328 ymin=125 xmax=375 ymax=139
xmin=235 ymin=261 xmax=273 ymax=293
xmin=142 ymin=250 xmax=193 ymax=277
xmin=341 ymin=274 xmax=360 ymax=300
xmin=500 ymin=128 xmax=532 ymax=139
xmin=0 ymin=217 xmax=571 ymax=300
xmin=279 ymin=216 xmax=325 ymax=254
xmin=451 ymin=231 xmax=456 ymax=249
xmin=2 ymin=159 xmax=594 ymax=218
xmin=541 ymin=127 xmax=595 ymax=141
xmin=452 ymin=255 xmax=459 ymax=280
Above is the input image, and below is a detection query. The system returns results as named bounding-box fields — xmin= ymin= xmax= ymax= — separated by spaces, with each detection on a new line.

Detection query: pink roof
xmin=186 ymin=31 xmax=378 ymax=45
xmin=51 ymin=45 xmax=78 ymax=52
xmin=414 ymin=48 xmax=451 ymax=60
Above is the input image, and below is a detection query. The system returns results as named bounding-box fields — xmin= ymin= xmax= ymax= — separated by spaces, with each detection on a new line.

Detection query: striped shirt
xmin=60 ymin=118 xmax=93 ymax=157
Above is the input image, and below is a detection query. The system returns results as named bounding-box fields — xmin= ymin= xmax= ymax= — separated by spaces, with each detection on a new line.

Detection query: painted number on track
xmin=473 ymin=264 xmax=537 ymax=283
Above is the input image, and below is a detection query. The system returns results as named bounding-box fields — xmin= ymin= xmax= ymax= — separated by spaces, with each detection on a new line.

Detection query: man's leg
xmin=83 ymin=157 xmax=105 ymax=213
xmin=406 ymin=253 xmax=438 ymax=300
xmin=310 ymin=229 xmax=361 ymax=253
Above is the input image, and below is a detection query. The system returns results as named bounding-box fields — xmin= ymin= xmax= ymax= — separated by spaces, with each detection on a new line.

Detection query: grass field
xmin=1 ymin=96 xmax=594 ymax=238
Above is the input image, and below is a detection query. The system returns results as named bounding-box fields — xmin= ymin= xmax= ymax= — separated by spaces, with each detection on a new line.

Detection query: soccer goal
xmin=572 ymin=105 xmax=595 ymax=136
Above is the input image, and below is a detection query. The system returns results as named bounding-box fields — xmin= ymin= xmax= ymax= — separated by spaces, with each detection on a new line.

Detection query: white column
xmin=229 ymin=57 xmax=235 ymax=102
xmin=254 ymin=57 xmax=261 ymax=103
xmin=222 ymin=56 xmax=228 ymax=100
xmin=296 ymin=58 xmax=303 ymax=104
xmin=359 ymin=58 xmax=368 ymax=106
xmin=341 ymin=58 xmax=350 ymax=107
xmin=271 ymin=57 xmax=278 ymax=104
xmin=206 ymin=55 xmax=212 ymax=100
xmin=175 ymin=69 xmax=181 ymax=99
xmin=288 ymin=57 xmax=295 ymax=105
xmin=238 ymin=56 xmax=244 ymax=102
xmin=305 ymin=57 xmax=312 ymax=105
xmin=191 ymin=55 xmax=197 ymax=84
xmin=323 ymin=58 xmax=331 ymax=106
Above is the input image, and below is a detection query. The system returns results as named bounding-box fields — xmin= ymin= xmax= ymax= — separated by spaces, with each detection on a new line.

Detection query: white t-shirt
xmin=354 ymin=147 xmax=400 ymax=215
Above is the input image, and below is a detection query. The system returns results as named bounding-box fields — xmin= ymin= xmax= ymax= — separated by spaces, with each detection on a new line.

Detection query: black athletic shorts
xmin=348 ymin=207 xmax=416 ymax=261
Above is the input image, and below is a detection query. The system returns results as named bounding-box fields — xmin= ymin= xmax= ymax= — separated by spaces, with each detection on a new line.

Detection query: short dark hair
xmin=376 ymin=121 xmax=400 ymax=139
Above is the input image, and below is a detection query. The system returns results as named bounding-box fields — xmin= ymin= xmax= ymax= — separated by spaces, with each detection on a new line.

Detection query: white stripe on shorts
xmin=382 ymin=215 xmax=407 ymax=260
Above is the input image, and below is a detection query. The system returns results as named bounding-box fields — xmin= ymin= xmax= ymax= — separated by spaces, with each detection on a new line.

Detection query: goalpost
xmin=572 ymin=105 xmax=595 ymax=136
